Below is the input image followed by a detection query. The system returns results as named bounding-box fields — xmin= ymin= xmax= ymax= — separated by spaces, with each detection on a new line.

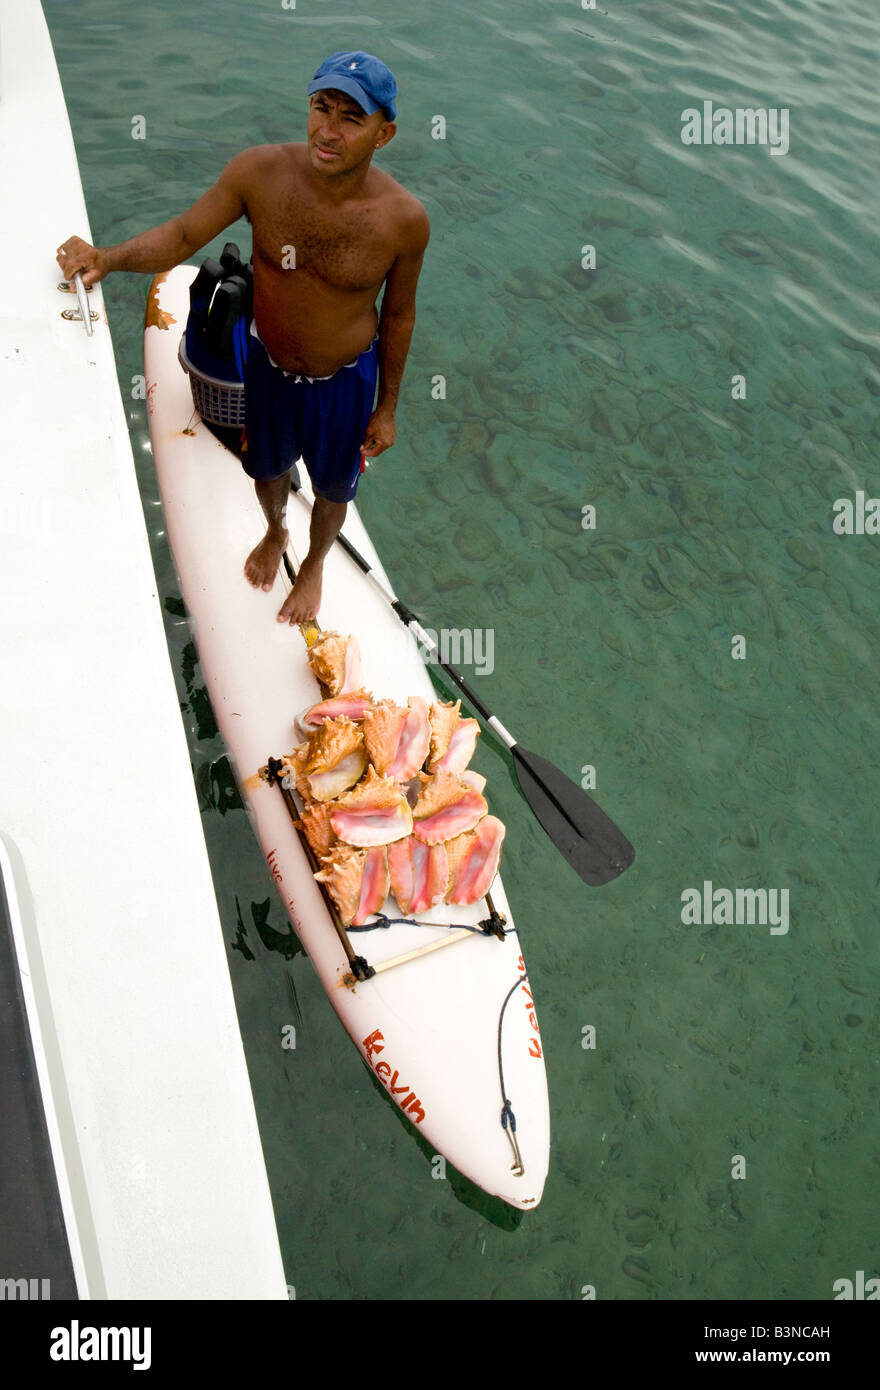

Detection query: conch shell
xmin=428 ymin=699 xmax=480 ymax=774
xmin=445 ymin=816 xmax=506 ymax=905
xmin=300 ymin=717 xmax=367 ymax=802
xmin=329 ymin=766 xmax=414 ymax=847
xmin=308 ymin=631 xmax=362 ymax=695
xmin=411 ymin=771 xmax=487 ymax=845
xmin=363 ymin=696 xmax=431 ymax=780
xmin=296 ymin=800 xmax=336 ymax=860
xmin=388 ymin=836 xmax=449 ymax=915
xmin=298 ymin=688 xmax=373 ymax=734
xmin=315 ymin=844 xmax=389 ymax=926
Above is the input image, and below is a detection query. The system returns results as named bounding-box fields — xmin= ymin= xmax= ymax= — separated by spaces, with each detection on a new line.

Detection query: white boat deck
xmin=0 ymin=0 xmax=287 ymax=1298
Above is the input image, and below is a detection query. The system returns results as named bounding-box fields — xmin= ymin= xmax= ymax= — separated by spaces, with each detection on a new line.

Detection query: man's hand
xmin=53 ymin=152 xmax=252 ymax=287
xmin=361 ymin=406 xmax=396 ymax=459
xmin=56 ymin=237 xmax=108 ymax=288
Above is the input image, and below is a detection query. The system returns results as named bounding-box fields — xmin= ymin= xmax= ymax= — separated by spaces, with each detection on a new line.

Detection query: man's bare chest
xmin=252 ymin=197 xmax=395 ymax=293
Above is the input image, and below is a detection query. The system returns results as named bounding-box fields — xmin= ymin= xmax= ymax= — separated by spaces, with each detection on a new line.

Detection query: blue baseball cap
xmin=308 ymin=51 xmax=398 ymax=121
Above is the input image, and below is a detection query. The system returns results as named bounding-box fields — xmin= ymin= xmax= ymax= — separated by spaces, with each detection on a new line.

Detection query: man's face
xmin=307 ymin=89 xmax=395 ymax=171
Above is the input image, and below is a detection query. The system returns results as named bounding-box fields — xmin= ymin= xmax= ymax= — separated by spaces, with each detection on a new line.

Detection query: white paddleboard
xmin=144 ymin=265 xmax=550 ymax=1209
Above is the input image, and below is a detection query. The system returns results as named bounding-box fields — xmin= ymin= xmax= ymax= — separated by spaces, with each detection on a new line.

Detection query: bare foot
xmin=277 ymin=557 xmax=323 ymax=624
xmin=244 ymin=528 xmax=288 ymax=592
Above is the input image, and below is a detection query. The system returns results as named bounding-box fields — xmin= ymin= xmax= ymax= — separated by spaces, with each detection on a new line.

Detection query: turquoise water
xmin=45 ymin=0 xmax=880 ymax=1300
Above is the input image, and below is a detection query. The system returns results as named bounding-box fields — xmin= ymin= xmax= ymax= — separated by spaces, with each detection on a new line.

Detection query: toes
xmin=278 ymin=603 xmax=305 ymax=624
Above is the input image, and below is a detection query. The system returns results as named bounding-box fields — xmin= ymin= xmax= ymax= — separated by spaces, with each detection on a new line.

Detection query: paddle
xmin=287 ymin=481 xmax=635 ymax=886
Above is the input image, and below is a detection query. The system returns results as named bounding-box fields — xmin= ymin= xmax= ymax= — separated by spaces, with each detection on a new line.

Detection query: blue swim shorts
xmin=241 ymin=322 xmax=378 ymax=503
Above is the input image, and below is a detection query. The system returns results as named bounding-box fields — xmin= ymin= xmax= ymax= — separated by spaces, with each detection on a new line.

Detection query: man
xmin=56 ymin=51 xmax=429 ymax=624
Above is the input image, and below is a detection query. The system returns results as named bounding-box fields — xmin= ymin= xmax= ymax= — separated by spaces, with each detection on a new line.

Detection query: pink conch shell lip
xmin=342 ymin=640 xmax=361 ymax=694
xmin=388 ymin=836 xmax=448 ymax=914
xmin=412 ymin=788 xmax=488 ymax=845
xmin=330 ymin=800 xmax=413 ymax=848
xmin=433 ymin=718 xmax=480 ymax=774
xmin=298 ymin=691 xmax=373 ymax=734
xmin=411 ymin=841 xmax=449 ymax=913
xmin=352 ymin=846 xmax=390 ymax=926
xmin=447 ymin=816 xmax=506 ymax=905
xmin=387 ymin=697 xmax=431 ymax=780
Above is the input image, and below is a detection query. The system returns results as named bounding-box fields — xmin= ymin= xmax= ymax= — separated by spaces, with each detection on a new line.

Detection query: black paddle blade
xmin=512 ymin=745 xmax=635 ymax=887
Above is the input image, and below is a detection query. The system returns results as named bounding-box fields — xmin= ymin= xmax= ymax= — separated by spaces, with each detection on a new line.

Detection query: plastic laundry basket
xmin=178 ymin=337 xmax=245 ymax=429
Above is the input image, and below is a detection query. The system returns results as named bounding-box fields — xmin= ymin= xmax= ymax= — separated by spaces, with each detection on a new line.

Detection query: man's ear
xmin=374 ymin=121 xmax=397 ymax=151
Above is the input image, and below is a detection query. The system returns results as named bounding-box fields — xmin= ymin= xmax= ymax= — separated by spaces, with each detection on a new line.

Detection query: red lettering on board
xmin=362 ymin=1029 xmax=385 ymax=1062
xmin=361 ymin=1028 xmax=425 ymax=1124
xmin=515 ymin=966 xmax=543 ymax=1060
